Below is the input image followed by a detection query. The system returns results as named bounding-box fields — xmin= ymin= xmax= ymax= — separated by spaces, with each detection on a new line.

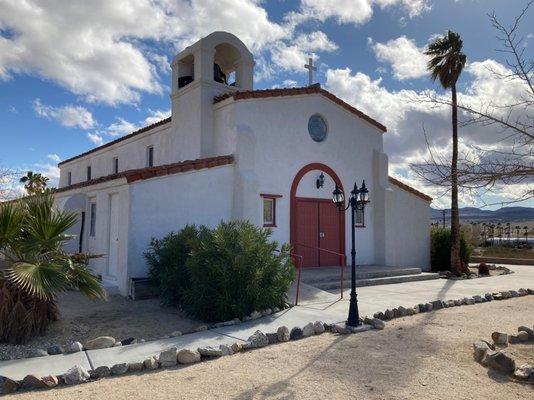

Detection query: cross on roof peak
xmin=304 ymin=57 xmax=317 ymax=86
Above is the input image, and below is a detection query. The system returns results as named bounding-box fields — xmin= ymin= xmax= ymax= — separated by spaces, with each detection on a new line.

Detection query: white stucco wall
xmin=54 ymin=178 xmax=131 ymax=293
xmin=214 ymin=94 xmax=384 ymax=264
xmin=384 ymin=184 xmax=431 ymax=270
xmin=127 ymin=164 xmax=235 ymax=282
xmin=58 ymin=123 xmax=172 ymax=188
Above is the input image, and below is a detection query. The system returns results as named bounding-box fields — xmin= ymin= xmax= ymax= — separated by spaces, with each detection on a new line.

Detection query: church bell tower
xmin=170 ymin=32 xmax=255 ymax=160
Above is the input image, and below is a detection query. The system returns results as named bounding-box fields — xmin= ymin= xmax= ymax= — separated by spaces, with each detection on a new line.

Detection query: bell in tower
xmin=169 ymin=32 xmax=255 ymax=161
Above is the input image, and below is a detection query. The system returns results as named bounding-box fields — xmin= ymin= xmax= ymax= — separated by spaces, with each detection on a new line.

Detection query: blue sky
xmin=0 ymin=0 xmax=532 ymax=207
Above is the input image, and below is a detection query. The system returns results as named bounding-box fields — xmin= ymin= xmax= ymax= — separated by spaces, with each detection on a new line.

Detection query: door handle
xmin=319 ymin=232 xmax=325 ymax=238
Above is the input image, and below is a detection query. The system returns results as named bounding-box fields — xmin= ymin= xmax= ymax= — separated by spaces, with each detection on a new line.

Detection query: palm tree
xmin=425 ymin=31 xmax=467 ymax=275
xmin=0 ymin=192 xmax=106 ymax=343
xmin=19 ymin=171 xmax=49 ymax=195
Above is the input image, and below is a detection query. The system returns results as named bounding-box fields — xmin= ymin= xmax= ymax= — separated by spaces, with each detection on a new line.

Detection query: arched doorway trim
xmin=290 ymin=163 xmax=346 ymax=266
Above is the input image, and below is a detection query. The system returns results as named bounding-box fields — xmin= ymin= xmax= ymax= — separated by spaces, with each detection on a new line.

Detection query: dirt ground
xmin=11 ymin=297 xmax=534 ymax=400
xmin=0 ymin=291 xmax=200 ymax=360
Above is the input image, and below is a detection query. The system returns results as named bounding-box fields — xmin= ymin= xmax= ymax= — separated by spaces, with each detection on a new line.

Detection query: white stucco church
xmin=54 ymin=32 xmax=432 ymax=296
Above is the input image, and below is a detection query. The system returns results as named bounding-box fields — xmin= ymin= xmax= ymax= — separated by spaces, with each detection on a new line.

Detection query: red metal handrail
xmin=293 ymin=243 xmax=347 ymax=303
xmin=274 ymin=249 xmax=304 ymax=306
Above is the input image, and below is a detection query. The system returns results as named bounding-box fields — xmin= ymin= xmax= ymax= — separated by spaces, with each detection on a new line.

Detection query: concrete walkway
xmin=1 ymin=264 xmax=532 ymax=380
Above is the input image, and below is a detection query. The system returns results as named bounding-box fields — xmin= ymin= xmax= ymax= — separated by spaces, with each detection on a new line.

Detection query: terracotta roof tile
xmin=58 ymin=117 xmax=171 ymax=166
xmin=213 ymin=85 xmax=387 ymax=133
xmin=388 ymin=176 xmax=432 ymax=202
xmin=55 ymin=155 xmax=234 ymax=193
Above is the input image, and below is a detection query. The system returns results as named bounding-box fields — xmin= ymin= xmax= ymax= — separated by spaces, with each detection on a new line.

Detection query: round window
xmin=308 ymin=114 xmax=327 ymax=142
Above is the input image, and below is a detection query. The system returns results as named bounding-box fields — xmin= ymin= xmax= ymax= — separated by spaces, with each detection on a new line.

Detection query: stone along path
xmin=1 ymin=264 xmax=533 ymax=381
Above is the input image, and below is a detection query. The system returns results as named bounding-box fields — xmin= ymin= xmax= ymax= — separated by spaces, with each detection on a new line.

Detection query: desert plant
xmin=425 ymin=31 xmax=467 ymax=275
xmin=19 ymin=171 xmax=49 ymax=195
xmin=143 ymin=225 xmax=200 ymax=306
xmin=0 ymin=193 xmax=106 ymax=344
xmin=430 ymin=227 xmax=471 ymax=272
xmin=182 ymin=221 xmax=295 ymax=322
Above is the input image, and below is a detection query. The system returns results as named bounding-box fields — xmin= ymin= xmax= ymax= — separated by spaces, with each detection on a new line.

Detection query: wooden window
xmin=261 ymin=194 xmax=282 ymax=228
xmin=113 ymin=157 xmax=119 ymax=174
xmin=355 ymin=208 xmax=365 ymax=227
xmin=147 ymin=146 xmax=154 ymax=167
xmin=89 ymin=202 xmax=97 ymax=237
xmin=67 ymin=171 xmax=72 ymax=186
xmin=86 ymin=166 xmax=92 ymax=181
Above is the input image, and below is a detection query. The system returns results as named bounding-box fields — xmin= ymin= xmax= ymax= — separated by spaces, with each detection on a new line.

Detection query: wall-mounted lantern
xmin=316 ymin=172 xmax=325 ymax=189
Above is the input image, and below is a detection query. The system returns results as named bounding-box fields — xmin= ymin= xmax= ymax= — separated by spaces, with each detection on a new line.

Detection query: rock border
xmin=473 ymin=324 xmax=534 ymax=382
xmin=1 ymin=288 xmax=533 ymax=394
xmin=438 ymin=264 xmax=513 ymax=280
xmin=3 ymin=307 xmax=287 ymax=362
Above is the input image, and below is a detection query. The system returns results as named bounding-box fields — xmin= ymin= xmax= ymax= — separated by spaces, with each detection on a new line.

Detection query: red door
xmin=295 ymin=198 xmax=343 ymax=267
xmin=295 ymin=200 xmax=319 ymax=267
xmin=319 ymin=201 xmax=341 ymax=266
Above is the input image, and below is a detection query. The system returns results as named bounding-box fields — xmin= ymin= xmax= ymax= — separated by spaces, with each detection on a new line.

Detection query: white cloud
xmin=371 ymin=36 xmax=428 ymax=80
xmin=291 ymin=0 xmax=431 ymax=26
xmin=294 ymin=31 xmax=339 ymax=53
xmin=85 ymin=108 xmax=171 ymax=146
xmin=33 ymin=99 xmax=95 ymax=129
xmin=0 ymin=0 xmax=289 ymax=105
xmin=270 ymin=31 xmax=337 ymax=72
xmin=47 ymin=154 xmax=61 ymax=163
xmin=106 ymin=118 xmax=138 ymax=138
xmin=375 ymin=0 xmax=431 ymax=18
xmin=144 ymin=109 xmax=171 ymax=126
xmin=87 ymin=132 xmax=104 ymax=146
xmin=324 ymin=58 xmax=532 ymax=207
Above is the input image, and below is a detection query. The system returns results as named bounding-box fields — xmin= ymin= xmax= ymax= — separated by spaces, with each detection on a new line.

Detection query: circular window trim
xmin=308 ymin=113 xmax=328 ymax=143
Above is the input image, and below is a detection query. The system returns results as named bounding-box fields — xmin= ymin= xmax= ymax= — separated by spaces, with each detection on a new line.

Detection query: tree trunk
xmin=450 ymin=84 xmax=461 ymax=275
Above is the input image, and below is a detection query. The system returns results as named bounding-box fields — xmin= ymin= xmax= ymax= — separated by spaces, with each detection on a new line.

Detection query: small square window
xmin=89 ymin=202 xmax=97 ymax=237
xmin=113 ymin=157 xmax=119 ymax=174
xmin=147 ymin=146 xmax=154 ymax=167
xmin=87 ymin=166 xmax=92 ymax=181
xmin=67 ymin=171 xmax=72 ymax=186
xmin=261 ymin=194 xmax=281 ymax=228
xmin=355 ymin=208 xmax=365 ymax=227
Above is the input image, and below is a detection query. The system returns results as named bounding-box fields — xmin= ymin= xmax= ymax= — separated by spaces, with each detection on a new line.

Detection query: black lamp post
xmin=332 ymin=180 xmax=370 ymax=327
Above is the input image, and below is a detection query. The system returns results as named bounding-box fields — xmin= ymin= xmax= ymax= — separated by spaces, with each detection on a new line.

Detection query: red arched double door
xmin=290 ymin=163 xmax=345 ymax=267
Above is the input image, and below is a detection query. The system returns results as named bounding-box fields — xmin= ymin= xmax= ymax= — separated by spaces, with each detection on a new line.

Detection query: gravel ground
xmin=12 ymin=296 xmax=534 ymax=399
xmin=0 ymin=291 xmax=201 ymax=361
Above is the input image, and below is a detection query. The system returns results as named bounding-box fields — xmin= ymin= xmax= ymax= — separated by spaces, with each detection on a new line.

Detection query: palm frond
xmin=5 ymin=262 xmax=67 ymax=300
xmin=65 ymin=260 xmax=107 ymax=300
xmin=425 ymin=30 xmax=467 ymax=89
xmin=0 ymin=202 xmax=25 ymax=249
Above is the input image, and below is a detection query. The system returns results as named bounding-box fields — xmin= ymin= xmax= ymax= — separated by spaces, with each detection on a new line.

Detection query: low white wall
xmin=127 ymin=165 xmax=235 ymax=280
xmin=385 ymin=185 xmax=431 ymax=270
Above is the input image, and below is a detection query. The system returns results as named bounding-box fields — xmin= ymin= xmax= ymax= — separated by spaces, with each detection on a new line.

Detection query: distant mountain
xmin=430 ymin=206 xmax=534 ymax=222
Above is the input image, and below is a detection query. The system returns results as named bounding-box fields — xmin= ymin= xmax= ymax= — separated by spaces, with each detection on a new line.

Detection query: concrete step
xmin=301 ymin=266 xmax=423 ymax=284
xmin=315 ymin=272 xmax=441 ymax=292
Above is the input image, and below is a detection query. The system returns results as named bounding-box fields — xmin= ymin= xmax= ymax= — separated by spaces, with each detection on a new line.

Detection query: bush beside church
xmin=144 ymin=221 xmax=295 ymax=322
xmin=430 ymin=227 xmax=471 ymax=271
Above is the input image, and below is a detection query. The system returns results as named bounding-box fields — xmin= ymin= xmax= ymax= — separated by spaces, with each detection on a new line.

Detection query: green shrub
xmin=143 ymin=225 xmax=200 ymax=306
xmin=182 ymin=221 xmax=295 ymax=322
xmin=430 ymin=227 xmax=471 ymax=271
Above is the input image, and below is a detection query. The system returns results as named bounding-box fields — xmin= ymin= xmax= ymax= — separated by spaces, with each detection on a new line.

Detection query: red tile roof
xmin=213 ymin=85 xmax=387 ymax=133
xmin=388 ymin=176 xmax=433 ymax=202
xmin=55 ymin=155 xmax=234 ymax=193
xmin=58 ymin=117 xmax=171 ymax=166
